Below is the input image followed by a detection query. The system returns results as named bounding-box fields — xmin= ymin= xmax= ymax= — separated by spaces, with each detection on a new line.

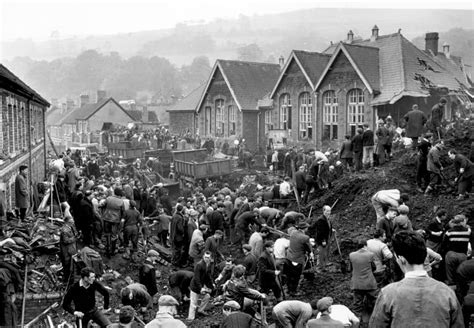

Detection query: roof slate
xmin=46 ymin=108 xmax=64 ymax=126
xmin=324 ymin=33 xmax=470 ymax=104
xmin=167 ymin=84 xmax=205 ymax=112
xmin=342 ymin=43 xmax=380 ymax=92
xmin=218 ymin=60 xmax=281 ymax=110
xmin=293 ymin=50 xmax=331 ymax=86
xmin=0 ymin=64 xmax=50 ymax=106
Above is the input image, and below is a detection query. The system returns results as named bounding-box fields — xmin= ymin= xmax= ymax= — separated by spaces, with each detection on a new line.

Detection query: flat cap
xmin=158 ymin=295 xmax=179 ymax=306
xmin=147 ymin=250 xmax=160 ymax=258
xmin=317 ymin=297 xmax=333 ymax=311
xmin=223 ymin=300 xmax=240 ymax=310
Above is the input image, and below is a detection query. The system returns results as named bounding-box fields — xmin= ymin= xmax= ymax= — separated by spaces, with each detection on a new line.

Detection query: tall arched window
xmin=347 ymin=88 xmax=365 ymax=136
xmin=323 ymin=91 xmax=338 ymax=140
xmin=228 ymin=105 xmax=236 ymax=136
xmin=279 ymin=93 xmax=291 ymax=130
xmin=299 ymin=92 xmax=312 ymax=139
xmin=215 ymin=99 xmax=224 ymax=137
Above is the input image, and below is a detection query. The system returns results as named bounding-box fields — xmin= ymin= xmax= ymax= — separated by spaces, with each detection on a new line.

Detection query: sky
xmin=1 ymin=0 xmax=473 ymax=41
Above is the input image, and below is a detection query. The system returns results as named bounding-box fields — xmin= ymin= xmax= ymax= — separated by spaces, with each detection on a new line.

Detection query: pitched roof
xmin=59 ymin=97 xmax=137 ymax=125
xmin=198 ymin=60 xmax=281 ymax=111
xmin=167 ymin=84 xmax=205 ymax=112
xmin=0 ymin=64 xmax=50 ymax=106
xmin=323 ymin=33 xmax=471 ymax=105
xmin=46 ymin=107 xmax=64 ymax=126
xmin=270 ymin=50 xmax=331 ymax=98
xmin=293 ymin=51 xmax=331 ymax=87
xmin=315 ymin=42 xmax=379 ymax=94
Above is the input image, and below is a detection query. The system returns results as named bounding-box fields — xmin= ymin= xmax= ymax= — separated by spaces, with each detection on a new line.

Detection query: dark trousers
xmin=416 ymin=158 xmax=429 ymax=188
xmin=353 ymin=289 xmax=378 ymax=318
xmin=76 ymin=309 xmax=111 ymax=328
xmin=172 ymin=241 xmax=185 ymax=266
xmin=354 ymin=151 xmax=363 ymax=171
xmin=261 ymin=281 xmax=282 ymax=300
xmin=463 ymin=294 xmax=474 ymax=327
xmin=159 ymin=230 xmax=169 ymax=246
xmin=445 ymin=251 xmax=467 ymax=285
xmin=104 ymin=221 xmax=120 ymax=256
xmin=286 ymin=260 xmax=303 ymax=294
xmin=123 ymin=225 xmax=139 ymax=252
xmin=17 ymin=208 xmax=27 ymax=221
xmin=428 ymin=172 xmax=442 ymax=188
xmin=82 ymin=225 xmax=93 ymax=247
xmin=458 ymin=175 xmax=473 ymax=195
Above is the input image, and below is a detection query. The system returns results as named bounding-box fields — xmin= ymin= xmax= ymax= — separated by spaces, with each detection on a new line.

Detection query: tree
xmin=237 ymin=43 xmax=264 ymax=62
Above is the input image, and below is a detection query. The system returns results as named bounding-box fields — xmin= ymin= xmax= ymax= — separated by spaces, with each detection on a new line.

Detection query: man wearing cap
xmin=221 ymin=300 xmax=253 ymax=328
xmin=170 ymin=204 xmax=186 ymax=267
xmin=258 ymin=241 xmax=282 ymax=301
xmin=307 ymin=297 xmax=344 ymax=328
xmin=369 ymin=231 xmax=463 ymax=328
xmin=76 ymin=190 xmax=95 ymax=247
xmin=376 ymin=207 xmax=397 ymax=244
xmin=242 ymin=244 xmax=258 ymax=283
xmin=121 ymin=200 xmax=143 ymax=261
xmin=139 ymin=250 xmax=160 ymax=297
xmin=148 ymin=206 xmax=171 ymax=247
xmin=375 ymin=119 xmax=389 ymax=165
xmin=234 ymin=209 xmax=263 ymax=249
xmin=403 ymin=104 xmax=427 ymax=148
xmin=431 ymin=97 xmax=447 ymax=140
xmin=339 ymin=135 xmax=354 ymax=171
xmin=286 ymin=221 xmax=312 ymax=296
xmin=204 ymin=230 xmax=225 ymax=263
xmin=145 ymin=295 xmax=186 ymax=328
xmin=188 ymin=251 xmax=214 ymax=320
xmin=425 ymin=141 xmax=445 ymax=194
xmin=315 ymin=298 xmax=360 ymax=328
xmin=272 ymin=300 xmax=317 ymax=328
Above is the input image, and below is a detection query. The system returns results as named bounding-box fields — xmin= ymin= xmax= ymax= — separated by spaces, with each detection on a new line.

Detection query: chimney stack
xmin=425 ymin=32 xmax=439 ymax=56
xmin=80 ymin=94 xmax=90 ymax=108
xmin=371 ymin=25 xmax=379 ymax=41
xmin=347 ymin=30 xmax=354 ymax=43
xmin=442 ymin=42 xmax=450 ymax=59
xmin=279 ymin=56 xmax=285 ymax=70
xmin=97 ymin=90 xmax=107 ymax=103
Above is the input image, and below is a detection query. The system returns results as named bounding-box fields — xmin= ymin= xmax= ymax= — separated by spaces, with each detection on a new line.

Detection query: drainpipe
xmin=257 ymin=111 xmax=261 ymax=152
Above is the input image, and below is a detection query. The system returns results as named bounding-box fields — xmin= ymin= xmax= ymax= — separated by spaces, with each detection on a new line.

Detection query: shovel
xmin=334 ymin=231 xmax=347 ymax=274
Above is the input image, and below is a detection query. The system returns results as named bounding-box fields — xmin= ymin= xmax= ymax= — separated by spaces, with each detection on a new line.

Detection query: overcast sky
xmin=1 ymin=0 xmax=473 ymax=41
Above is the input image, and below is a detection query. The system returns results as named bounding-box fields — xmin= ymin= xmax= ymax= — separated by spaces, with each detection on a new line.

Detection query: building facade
xmin=0 ymin=64 xmax=49 ymax=209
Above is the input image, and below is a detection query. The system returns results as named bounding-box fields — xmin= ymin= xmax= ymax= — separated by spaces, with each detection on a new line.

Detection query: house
xmin=0 ymin=64 xmax=49 ymax=209
xmin=166 ymin=84 xmax=205 ymax=135
xmin=49 ymin=92 xmax=138 ymax=149
xmin=195 ymin=60 xmax=281 ymax=151
xmin=269 ymin=27 xmax=473 ymax=147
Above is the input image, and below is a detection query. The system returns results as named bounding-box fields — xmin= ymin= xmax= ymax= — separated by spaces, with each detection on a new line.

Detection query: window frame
xmin=298 ymin=92 xmax=313 ymax=140
xmin=347 ymin=88 xmax=365 ymax=136
xmin=279 ymin=93 xmax=291 ymax=130
xmin=228 ymin=105 xmax=236 ymax=136
xmin=215 ymin=99 xmax=225 ymax=137
xmin=322 ymin=90 xmax=339 ymax=140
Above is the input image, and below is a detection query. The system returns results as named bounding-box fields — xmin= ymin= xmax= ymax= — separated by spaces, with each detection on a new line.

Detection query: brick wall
xmin=169 ymin=111 xmax=195 ymax=135
xmin=272 ymin=58 xmax=315 ymax=145
xmin=317 ymin=51 xmax=374 ymax=147
xmin=0 ymin=89 xmax=47 ymax=210
xmin=197 ymin=67 xmax=243 ymax=142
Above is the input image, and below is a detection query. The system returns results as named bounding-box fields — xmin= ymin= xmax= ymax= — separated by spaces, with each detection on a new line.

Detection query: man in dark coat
xmin=169 ymin=270 xmax=194 ymax=304
xmin=139 ymin=250 xmax=160 ymax=297
xmin=416 ymin=133 xmax=432 ymax=192
xmin=431 ymin=98 xmax=446 ymax=140
xmin=76 ymin=191 xmax=95 ymax=246
xmin=448 ymin=149 xmax=474 ymax=199
xmin=314 ymin=205 xmax=333 ymax=271
xmin=362 ymin=123 xmax=375 ymax=169
xmin=351 ymin=128 xmax=364 ymax=172
xmin=294 ymin=166 xmax=307 ymax=200
xmin=257 ymin=241 xmax=282 ymax=301
xmin=403 ymin=104 xmax=427 ymax=147
xmin=340 ymin=134 xmax=354 ymax=170
xmin=170 ymin=204 xmax=186 ymax=267
xmin=15 ymin=165 xmax=29 ymax=221
xmin=208 ymin=203 xmax=225 ymax=234
xmin=286 ymin=222 xmax=312 ymax=296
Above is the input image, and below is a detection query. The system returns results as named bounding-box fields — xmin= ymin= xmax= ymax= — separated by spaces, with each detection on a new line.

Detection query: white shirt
xmin=274 ymin=237 xmax=290 ymax=259
xmin=316 ymin=304 xmax=359 ymax=326
xmin=280 ymin=181 xmax=291 ymax=196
